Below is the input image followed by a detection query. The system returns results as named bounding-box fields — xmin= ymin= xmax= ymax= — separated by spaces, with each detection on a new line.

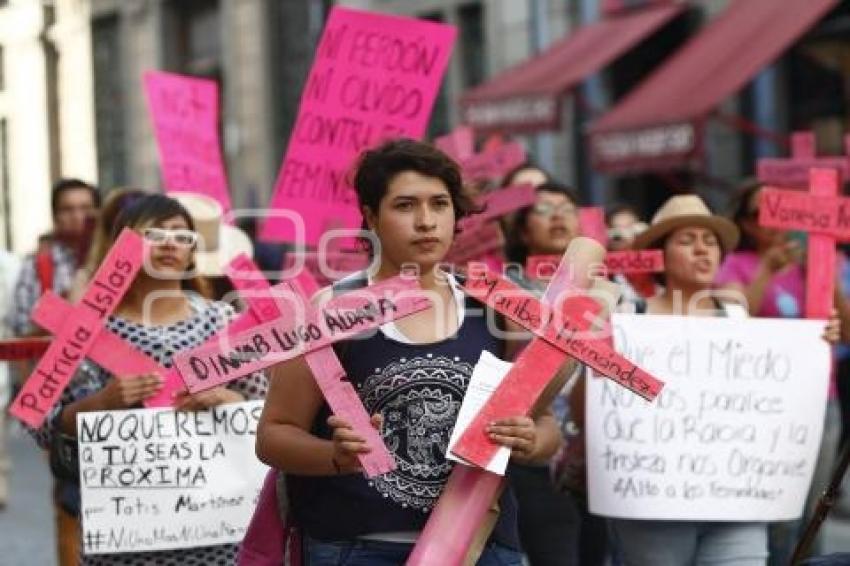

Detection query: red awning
xmin=460 ymin=3 xmax=685 ymax=133
xmin=588 ymin=0 xmax=839 ymax=173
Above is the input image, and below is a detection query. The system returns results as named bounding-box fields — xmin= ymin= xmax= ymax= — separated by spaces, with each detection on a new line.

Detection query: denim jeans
xmin=304 ymin=536 xmax=523 ymax=566
xmin=610 ymin=519 xmax=768 ymax=566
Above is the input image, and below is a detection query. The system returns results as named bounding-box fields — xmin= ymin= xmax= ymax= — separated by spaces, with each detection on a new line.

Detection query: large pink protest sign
xmin=143 ymin=71 xmax=232 ymax=211
xmin=260 ymin=7 xmax=457 ymax=245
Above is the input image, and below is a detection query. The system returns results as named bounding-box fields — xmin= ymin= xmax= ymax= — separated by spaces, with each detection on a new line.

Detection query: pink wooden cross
xmin=445 ymin=184 xmax=537 ymax=266
xmin=758 ymin=167 xmax=844 ymax=318
xmin=225 ymin=254 xmax=397 ymax=476
xmin=10 ymin=230 xmax=145 ymax=428
xmin=23 ymin=255 xmax=310 ymax=412
xmin=408 ymin=239 xmax=664 ymax=565
xmin=757 ymin=131 xmax=850 ymax=189
xmin=434 ymin=125 xmax=527 ymax=183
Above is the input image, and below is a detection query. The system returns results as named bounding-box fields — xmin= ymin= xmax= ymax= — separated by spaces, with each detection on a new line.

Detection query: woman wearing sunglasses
xmin=29 ymin=193 xmax=267 ymax=566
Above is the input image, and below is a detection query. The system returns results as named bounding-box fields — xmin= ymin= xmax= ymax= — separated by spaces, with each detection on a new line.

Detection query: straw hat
xmin=632 ymin=194 xmax=739 ymax=252
xmin=170 ymin=192 xmax=254 ymax=276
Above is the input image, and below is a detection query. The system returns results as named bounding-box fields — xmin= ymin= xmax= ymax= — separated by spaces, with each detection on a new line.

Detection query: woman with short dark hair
xmin=257 ymin=139 xmax=568 ymax=565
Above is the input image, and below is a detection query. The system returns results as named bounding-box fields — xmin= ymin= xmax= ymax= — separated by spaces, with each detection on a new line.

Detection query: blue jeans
xmin=610 ymin=519 xmax=768 ymax=566
xmin=304 ymin=536 xmax=523 ymax=566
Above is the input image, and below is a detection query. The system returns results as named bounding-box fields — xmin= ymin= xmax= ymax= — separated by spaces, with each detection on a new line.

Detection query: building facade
xmin=2 ymin=0 xmax=849 ymax=253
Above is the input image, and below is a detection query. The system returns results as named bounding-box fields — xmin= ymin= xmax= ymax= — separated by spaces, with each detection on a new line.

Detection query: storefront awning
xmin=460 ymin=3 xmax=685 ymax=133
xmin=588 ymin=0 xmax=838 ymax=173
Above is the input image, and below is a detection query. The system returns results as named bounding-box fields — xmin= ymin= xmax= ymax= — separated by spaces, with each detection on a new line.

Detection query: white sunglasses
xmin=142 ymin=227 xmax=199 ymax=247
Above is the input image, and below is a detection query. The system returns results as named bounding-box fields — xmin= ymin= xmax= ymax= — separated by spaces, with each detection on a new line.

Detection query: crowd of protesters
xmin=0 ymin=137 xmax=848 ymax=566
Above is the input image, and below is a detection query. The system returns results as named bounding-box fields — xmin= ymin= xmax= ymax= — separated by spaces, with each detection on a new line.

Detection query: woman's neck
xmin=655 ymin=279 xmax=716 ymax=315
xmin=117 ymin=275 xmax=188 ymax=324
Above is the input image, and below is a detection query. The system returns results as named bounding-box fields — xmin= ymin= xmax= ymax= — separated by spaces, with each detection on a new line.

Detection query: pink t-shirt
xmin=715 ymin=251 xmax=804 ymax=318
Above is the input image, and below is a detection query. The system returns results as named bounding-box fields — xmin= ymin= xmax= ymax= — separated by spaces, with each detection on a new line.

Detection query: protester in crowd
xmin=503 ymin=180 xmax=607 ymax=566
xmin=28 ymin=193 xmax=267 ymax=566
xmin=501 ymin=162 xmax=550 ymax=189
xmin=718 ymin=181 xmax=850 ymax=564
xmin=506 ymin=181 xmax=580 ymax=285
xmin=8 ymin=178 xmax=100 ymax=337
xmin=257 ymin=139 xmax=568 ymax=565
xmin=606 ymin=203 xmax=647 ymax=252
xmin=611 ymin=194 xmax=841 ymax=566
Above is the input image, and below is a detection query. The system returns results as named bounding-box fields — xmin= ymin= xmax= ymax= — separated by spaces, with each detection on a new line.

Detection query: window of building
xmin=165 ymin=0 xmax=223 ymax=80
xmin=458 ymin=3 xmax=486 ymax=89
xmin=92 ymin=15 xmax=127 ymax=188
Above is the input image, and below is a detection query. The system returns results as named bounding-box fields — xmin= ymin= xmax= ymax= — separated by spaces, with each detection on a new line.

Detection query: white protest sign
xmin=78 ymin=400 xmax=267 ymax=554
xmin=587 ymin=314 xmax=830 ymax=521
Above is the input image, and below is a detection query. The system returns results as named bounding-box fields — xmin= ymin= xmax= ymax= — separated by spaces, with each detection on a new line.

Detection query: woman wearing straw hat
xmin=610 ymin=194 xmax=841 ymax=566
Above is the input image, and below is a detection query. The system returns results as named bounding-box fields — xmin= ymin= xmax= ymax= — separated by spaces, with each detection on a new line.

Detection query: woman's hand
xmin=174 ymin=387 xmax=244 ymax=412
xmin=760 ymin=241 xmax=801 ymax=275
xmin=823 ymin=308 xmax=842 ymax=345
xmin=328 ymin=413 xmax=383 ymax=474
xmin=97 ymin=373 xmax=162 ymax=410
xmin=487 ymin=416 xmax=538 ymax=462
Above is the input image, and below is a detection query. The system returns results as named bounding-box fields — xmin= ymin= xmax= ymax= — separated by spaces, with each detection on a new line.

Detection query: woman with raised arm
xmin=610 ymin=194 xmax=840 ymax=566
xmin=29 ymin=194 xmax=267 ymax=566
xmin=257 ymin=139 xmax=568 ymax=566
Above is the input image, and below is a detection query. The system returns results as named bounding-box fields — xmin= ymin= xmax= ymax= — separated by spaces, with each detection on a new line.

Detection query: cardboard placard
xmin=0 ymin=337 xmax=51 ymax=361
xmin=143 ymin=71 xmax=232 ymax=211
xmin=587 ymin=315 xmax=829 ymax=521
xmin=261 ymin=7 xmax=457 ymax=244
xmin=11 ymin=230 xmax=144 ymax=428
xmin=757 ymin=158 xmax=850 ymax=190
xmin=173 ymin=277 xmax=431 ymax=391
xmin=78 ymin=401 xmax=267 ymax=554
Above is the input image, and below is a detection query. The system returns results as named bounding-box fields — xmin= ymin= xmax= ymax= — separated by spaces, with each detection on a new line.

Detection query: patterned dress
xmin=30 ymin=293 xmax=268 ymax=566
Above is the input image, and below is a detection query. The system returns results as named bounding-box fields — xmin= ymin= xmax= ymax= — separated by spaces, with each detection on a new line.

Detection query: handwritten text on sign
xmin=759 ymin=187 xmax=850 ymax=240
xmin=261 ymin=7 xmax=457 ymax=244
xmin=143 ymin=72 xmax=232 ymax=211
xmin=78 ymin=401 xmax=267 ymax=554
xmin=586 ymin=315 xmax=830 ymax=521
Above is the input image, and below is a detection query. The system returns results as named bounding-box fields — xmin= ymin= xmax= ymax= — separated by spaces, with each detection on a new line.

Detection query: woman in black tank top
xmin=256 ymin=140 xmax=569 ymax=566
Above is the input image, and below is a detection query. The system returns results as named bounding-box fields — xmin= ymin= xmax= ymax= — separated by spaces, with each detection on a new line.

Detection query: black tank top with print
xmin=288 ymin=274 xmax=520 ymax=548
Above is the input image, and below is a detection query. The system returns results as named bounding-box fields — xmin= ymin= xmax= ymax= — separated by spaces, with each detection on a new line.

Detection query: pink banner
xmin=11 ymin=230 xmax=144 ymax=428
xmin=260 ymin=7 xmax=457 ymax=244
xmin=173 ymin=277 xmax=431 ymax=391
xmin=527 ymin=251 xmax=664 ymax=279
xmin=143 ymin=71 xmax=232 ymax=211
xmin=579 ymin=207 xmax=608 ymax=246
